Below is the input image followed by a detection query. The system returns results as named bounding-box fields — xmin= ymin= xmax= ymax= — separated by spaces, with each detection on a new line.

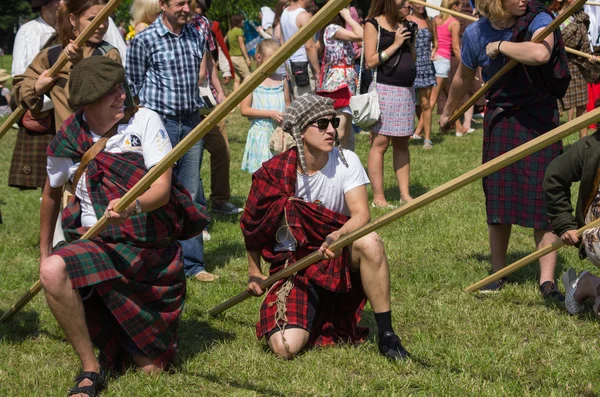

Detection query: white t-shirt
xmin=47 ymin=108 xmax=172 ymax=227
xmin=275 ymin=148 xmax=370 ymax=251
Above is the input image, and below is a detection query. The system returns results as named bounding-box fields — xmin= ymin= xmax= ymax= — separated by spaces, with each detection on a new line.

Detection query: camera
xmin=403 ymin=20 xmax=418 ymax=44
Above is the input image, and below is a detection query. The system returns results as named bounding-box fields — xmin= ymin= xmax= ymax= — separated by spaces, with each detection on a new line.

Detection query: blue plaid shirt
xmin=126 ymin=16 xmax=206 ymax=116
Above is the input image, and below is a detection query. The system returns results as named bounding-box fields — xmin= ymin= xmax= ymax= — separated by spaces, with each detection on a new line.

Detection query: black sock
xmin=374 ymin=310 xmax=393 ymax=336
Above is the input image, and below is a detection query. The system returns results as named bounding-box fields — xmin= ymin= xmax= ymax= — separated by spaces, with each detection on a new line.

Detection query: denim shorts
xmin=433 ymin=57 xmax=451 ymax=78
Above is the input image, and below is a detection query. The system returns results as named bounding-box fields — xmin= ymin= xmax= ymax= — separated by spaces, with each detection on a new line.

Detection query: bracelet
xmin=378 ymin=51 xmax=390 ymax=63
xmin=497 ymin=40 xmax=503 ymax=54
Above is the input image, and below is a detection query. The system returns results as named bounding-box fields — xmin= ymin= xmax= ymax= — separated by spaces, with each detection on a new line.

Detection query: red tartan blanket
xmin=47 ymin=110 xmax=210 ymax=369
xmin=240 ymin=148 xmax=368 ymax=345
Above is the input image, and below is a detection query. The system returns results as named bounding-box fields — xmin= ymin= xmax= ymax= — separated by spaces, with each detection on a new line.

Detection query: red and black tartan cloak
xmin=47 ymin=111 xmax=210 ymax=369
xmin=240 ymin=148 xmax=367 ymax=346
xmin=482 ymin=0 xmax=567 ymax=229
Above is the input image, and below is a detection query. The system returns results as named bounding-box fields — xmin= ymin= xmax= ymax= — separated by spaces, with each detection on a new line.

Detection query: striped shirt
xmin=126 ymin=15 xmax=206 ymax=116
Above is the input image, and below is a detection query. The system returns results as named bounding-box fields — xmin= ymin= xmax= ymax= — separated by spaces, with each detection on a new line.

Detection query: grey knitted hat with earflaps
xmin=281 ymin=94 xmax=348 ymax=173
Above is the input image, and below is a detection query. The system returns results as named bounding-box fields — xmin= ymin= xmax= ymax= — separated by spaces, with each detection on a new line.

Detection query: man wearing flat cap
xmin=241 ymin=95 xmax=409 ymax=361
xmin=39 ymin=56 xmax=209 ymax=396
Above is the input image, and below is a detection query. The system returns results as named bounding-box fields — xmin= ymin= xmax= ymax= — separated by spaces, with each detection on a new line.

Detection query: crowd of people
xmin=6 ymin=0 xmax=600 ymax=395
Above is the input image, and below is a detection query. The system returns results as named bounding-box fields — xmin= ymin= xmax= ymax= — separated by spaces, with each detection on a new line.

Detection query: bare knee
xmin=267 ymin=330 xmax=308 ymax=359
xmin=39 ymin=255 xmax=68 ymax=292
xmin=370 ymin=134 xmax=390 ymax=152
xmin=353 ymin=232 xmax=386 ymax=266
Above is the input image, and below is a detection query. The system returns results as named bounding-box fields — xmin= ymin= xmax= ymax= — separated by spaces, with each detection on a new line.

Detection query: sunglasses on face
xmin=310 ymin=117 xmax=340 ymax=130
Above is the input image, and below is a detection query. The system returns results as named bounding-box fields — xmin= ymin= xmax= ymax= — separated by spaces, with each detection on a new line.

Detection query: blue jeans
xmin=161 ymin=112 xmax=206 ymax=277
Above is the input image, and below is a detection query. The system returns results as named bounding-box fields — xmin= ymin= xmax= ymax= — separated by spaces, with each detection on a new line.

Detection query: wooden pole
xmin=409 ymin=0 xmax=478 ymax=22
xmin=565 ymin=46 xmax=595 ymax=60
xmin=446 ymin=0 xmax=587 ymax=125
xmin=587 ymin=1 xmax=600 ymax=5
xmin=208 ymin=107 xmax=600 ymax=317
xmin=465 ymin=217 xmax=600 ymax=293
xmin=410 ymin=0 xmax=591 ymax=61
xmin=0 ymin=0 xmax=352 ymax=323
xmin=0 ymin=0 xmax=124 ymax=142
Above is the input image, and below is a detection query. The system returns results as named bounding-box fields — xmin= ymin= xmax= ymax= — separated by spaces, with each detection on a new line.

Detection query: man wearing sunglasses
xmin=240 ymin=95 xmax=408 ymax=361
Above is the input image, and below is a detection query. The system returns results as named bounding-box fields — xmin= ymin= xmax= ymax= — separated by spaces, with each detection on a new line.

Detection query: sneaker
xmin=378 ymin=331 xmax=409 ymax=361
xmin=202 ymin=229 xmax=211 ymax=241
xmin=411 ymin=133 xmax=423 ymax=140
xmin=539 ymin=281 xmax=565 ymax=303
xmin=479 ymin=277 xmax=507 ymax=293
xmin=212 ymin=202 xmax=243 ymax=215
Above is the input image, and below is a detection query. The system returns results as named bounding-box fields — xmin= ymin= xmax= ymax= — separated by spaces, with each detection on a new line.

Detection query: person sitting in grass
xmin=241 ymin=94 xmax=409 ymax=361
xmin=544 ymin=107 xmax=600 ymax=317
xmin=39 ymin=56 xmax=208 ymax=397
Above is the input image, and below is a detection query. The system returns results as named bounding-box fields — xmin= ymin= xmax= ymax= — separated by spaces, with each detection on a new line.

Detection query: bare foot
xmin=132 ymin=354 xmax=163 ymax=375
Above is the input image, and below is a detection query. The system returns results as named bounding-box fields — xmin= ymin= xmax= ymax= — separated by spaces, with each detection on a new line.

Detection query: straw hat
xmin=0 ymin=69 xmax=11 ymax=83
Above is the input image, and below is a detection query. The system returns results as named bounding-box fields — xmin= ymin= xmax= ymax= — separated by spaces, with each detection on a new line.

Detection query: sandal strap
xmin=69 ymin=370 xmax=105 ymax=397
xmin=69 ymin=385 xmax=98 ymax=397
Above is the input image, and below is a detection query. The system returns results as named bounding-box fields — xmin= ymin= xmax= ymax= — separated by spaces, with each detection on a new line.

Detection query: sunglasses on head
xmin=310 ymin=117 xmax=340 ymax=130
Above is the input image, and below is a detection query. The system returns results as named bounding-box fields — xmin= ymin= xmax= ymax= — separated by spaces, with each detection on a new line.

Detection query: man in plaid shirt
xmin=241 ymin=95 xmax=409 ymax=361
xmin=126 ymin=0 xmax=217 ymax=281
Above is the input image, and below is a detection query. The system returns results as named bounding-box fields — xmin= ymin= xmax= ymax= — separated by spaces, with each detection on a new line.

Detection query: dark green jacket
xmin=543 ymin=132 xmax=600 ymax=243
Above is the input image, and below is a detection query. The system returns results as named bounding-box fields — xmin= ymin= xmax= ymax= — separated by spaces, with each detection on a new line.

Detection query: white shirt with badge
xmin=274 ymin=148 xmax=370 ymax=251
xmin=47 ymin=108 xmax=172 ymax=227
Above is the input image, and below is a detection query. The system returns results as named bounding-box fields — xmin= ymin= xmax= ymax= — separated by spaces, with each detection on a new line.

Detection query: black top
xmin=367 ymin=18 xmax=416 ymax=88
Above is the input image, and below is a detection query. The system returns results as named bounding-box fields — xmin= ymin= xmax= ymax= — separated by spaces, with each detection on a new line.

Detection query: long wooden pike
xmin=0 ymin=0 xmax=352 ymax=323
xmin=586 ymin=1 xmax=600 ymax=5
xmin=208 ymin=107 xmax=600 ymax=317
xmin=410 ymin=0 xmax=593 ymax=61
xmin=465 ymin=217 xmax=600 ymax=293
xmin=565 ymin=46 xmax=595 ymax=60
xmin=409 ymin=0 xmax=477 ymax=22
xmin=0 ymin=0 xmax=125 ymax=143
xmin=446 ymin=0 xmax=587 ymax=125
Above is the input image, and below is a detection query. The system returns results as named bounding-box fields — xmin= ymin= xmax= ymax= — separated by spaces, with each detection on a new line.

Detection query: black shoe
xmin=378 ymin=331 xmax=409 ymax=361
xmin=479 ymin=277 xmax=507 ymax=293
xmin=540 ymin=281 xmax=565 ymax=303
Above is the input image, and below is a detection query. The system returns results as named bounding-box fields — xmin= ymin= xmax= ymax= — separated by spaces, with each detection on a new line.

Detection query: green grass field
xmin=1 ymin=66 xmax=600 ymax=395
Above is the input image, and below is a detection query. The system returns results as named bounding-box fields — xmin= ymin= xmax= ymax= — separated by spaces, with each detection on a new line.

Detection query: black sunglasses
xmin=311 ymin=117 xmax=340 ymax=130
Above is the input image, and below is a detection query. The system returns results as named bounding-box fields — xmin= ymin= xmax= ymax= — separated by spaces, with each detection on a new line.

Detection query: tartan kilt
xmin=53 ymin=232 xmax=185 ymax=370
xmin=559 ymin=62 xmax=588 ymax=112
xmin=482 ymin=102 xmax=562 ymax=229
xmin=256 ymin=255 xmax=368 ymax=347
xmin=8 ymin=126 xmax=54 ymax=189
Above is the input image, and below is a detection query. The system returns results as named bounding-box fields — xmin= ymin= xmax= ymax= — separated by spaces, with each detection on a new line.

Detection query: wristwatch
xmin=133 ymin=199 xmax=142 ymax=215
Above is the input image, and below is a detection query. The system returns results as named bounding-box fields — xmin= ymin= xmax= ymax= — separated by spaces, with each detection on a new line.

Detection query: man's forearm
xmin=40 ymin=181 xmax=62 ymax=259
xmin=247 ymin=250 xmax=263 ymax=275
xmin=337 ymin=212 xmax=370 ymax=238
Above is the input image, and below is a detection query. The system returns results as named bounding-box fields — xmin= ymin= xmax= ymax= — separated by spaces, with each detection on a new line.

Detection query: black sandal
xmin=68 ymin=370 xmax=105 ymax=397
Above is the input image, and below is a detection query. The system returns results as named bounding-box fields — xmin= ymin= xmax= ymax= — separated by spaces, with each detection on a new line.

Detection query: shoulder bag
xmin=349 ymin=22 xmax=381 ymax=129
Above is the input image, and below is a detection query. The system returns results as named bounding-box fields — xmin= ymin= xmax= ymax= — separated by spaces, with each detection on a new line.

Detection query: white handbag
xmin=350 ymin=24 xmax=381 ymax=129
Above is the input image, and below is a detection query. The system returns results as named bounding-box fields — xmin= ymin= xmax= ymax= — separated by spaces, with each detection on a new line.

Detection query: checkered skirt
xmin=559 ymin=61 xmax=588 ymax=112
xmin=53 ymin=238 xmax=185 ymax=369
xmin=482 ymin=102 xmax=563 ymax=229
xmin=8 ymin=126 xmax=54 ymax=189
xmin=371 ymin=83 xmax=415 ymax=137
